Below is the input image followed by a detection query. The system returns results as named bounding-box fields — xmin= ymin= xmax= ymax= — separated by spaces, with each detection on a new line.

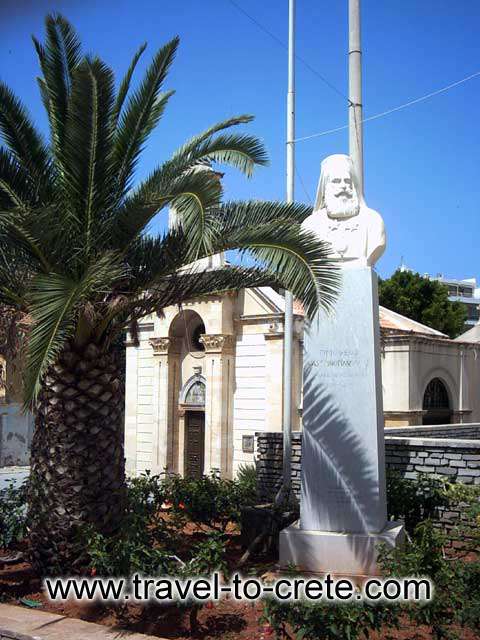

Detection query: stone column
xmin=150 ymin=337 xmax=181 ymax=474
xmin=124 ymin=339 xmax=138 ymax=475
xmin=265 ymin=324 xmax=284 ymax=432
xmin=200 ymin=334 xmax=235 ymax=477
xmin=177 ymin=406 xmax=187 ymax=477
xmin=265 ymin=322 xmax=302 ymax=432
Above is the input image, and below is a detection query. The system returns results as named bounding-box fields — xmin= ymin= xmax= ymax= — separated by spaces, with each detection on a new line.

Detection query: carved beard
xmin=325 ymin=192 xmax=360 ymax=219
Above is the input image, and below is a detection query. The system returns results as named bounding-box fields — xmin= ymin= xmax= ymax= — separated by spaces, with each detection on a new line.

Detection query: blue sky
xmin=1 ymin=0 xmax=479 ymax=281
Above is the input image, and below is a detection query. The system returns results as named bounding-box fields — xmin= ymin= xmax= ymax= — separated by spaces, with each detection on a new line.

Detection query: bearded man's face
xmin=324 ymin=168 xmax=359 ymax=219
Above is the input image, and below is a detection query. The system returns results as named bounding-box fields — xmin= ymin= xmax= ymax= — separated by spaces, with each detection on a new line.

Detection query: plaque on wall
xmin=242 ymin=435 xmax=254 ymax=453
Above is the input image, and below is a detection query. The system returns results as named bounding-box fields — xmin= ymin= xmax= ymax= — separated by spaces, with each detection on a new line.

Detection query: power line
xmin=226 ymin=0 xmax=349 ymax=103
xmin=294 ymin=70 xmax=480 ymax=143
xmin=294 ymin=166 xmax=313 ymax=205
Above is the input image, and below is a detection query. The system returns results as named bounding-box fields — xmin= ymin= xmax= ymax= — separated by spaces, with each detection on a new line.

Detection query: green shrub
xmin=84 ymin=526 xmax=175 ymax=577
xmin=454 ymin=562 xmax=480 ymax=630
xmin=236 ymin=463 xmax=257 ymax=503
xmin=163 ymin=471 xmax=256 ymax=532
xmin=83 ymin=471 xmax=245 ymax=577
xmin=261 ymin=589 xmax=399 ymax=640
xmin=386 ymin=471 xmax=450 ymax=533
xmin=83 ymin=472 xmax=179 ymax=577
xmin=0 ymin=482 xmax=27 ymax=549
xmin=263 ymin=519 xmax=479 ymax=640
xmin=180 ymin=530 xmax=228 ymax=578
xmin=378 ymin=520 xmax=479 ymax=640
xmin=386 ymin=470 xmax=480 ymax=554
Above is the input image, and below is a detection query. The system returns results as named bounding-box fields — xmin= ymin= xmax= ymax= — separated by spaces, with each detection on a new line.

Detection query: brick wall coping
xmin=385 ymin=423 xmax=480 ymax=435
xmin=385 ymin=436 xmax=480 ymax=449
xmin=256 ymin=431 xmax=480 ymax=451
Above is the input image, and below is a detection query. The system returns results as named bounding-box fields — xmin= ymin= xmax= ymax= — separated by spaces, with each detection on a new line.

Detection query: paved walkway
xmin=0 ymin=467 xmax=29 ymax=491
xmin=0 ymin=603 xmax=162 ymax=640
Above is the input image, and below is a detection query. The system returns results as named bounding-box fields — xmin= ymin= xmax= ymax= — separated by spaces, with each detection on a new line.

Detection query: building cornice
xmin=382 ymin=331 xmax=479 ymax=349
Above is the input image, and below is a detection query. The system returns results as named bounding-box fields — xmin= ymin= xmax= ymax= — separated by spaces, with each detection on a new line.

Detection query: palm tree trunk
xmin=27 ymin=340 xmax=126 ymax=575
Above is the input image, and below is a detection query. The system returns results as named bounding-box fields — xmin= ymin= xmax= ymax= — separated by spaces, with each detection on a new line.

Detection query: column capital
xmin=199 ymin=333 xmax=235 ymax=354
xmin=149 ymin=336 xmax=181 ymax=355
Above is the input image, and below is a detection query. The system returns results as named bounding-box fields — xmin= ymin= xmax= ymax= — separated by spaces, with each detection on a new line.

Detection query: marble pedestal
xmin=279 ymin=267 xmax=403 ymax=575
xmin=279 ymin=520 xmax=404 ymax=576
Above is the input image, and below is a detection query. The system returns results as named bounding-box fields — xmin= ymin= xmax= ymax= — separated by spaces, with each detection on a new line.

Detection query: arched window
xmin=191 ymin=323 xmax=205 ymax=352
xmin=180 ymin=369 xmax=206 ymax=407
xmin=184 ymin=380 xmax=205 ymax=406
xmin=168 ymin=309 xmax=205 ymax=353
xmin=423 ymin=378 xmax=450 ymax=410
xmin=422 ymin=378 xmax=451 ymax=425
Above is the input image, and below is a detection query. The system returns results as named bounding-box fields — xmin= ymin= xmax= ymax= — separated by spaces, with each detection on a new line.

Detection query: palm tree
xmin=0 ymin=14 xmax=339 ymax=574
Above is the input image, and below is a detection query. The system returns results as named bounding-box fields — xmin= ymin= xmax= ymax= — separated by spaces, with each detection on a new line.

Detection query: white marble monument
xmin=279 ymin=154 xmax=404 ymax=576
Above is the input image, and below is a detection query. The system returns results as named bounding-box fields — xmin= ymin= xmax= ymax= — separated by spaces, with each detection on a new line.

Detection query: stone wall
xmin=384 ymin=436 xmax=480 ymax=483
xmin=256 ymin=430 xmax=480 ymax=502
xmin=256 ymin=432 xmax=302 ymax=503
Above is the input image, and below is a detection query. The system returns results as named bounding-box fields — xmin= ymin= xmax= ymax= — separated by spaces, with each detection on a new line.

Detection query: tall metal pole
xmin=349 ymin=0 xmax=364 ymax=194
xmin=281 ymin=0 xmax=295 ymax=501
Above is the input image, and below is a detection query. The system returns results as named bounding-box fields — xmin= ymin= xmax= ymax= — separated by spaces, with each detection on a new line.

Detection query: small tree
xmin=378 ymin=270 xmax=466 ymax=338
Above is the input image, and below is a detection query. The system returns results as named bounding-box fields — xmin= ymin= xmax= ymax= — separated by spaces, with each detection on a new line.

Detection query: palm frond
xmin=170 ymin=114 xmax=254 ymax=160
xmin=0 ymin=245 xmax=32 ymax=309
xmin=58 ymin=57 xmax=115 ymax=255
xmin=137 ymin=132 xmax=269 ymax=204
xmin=216 ymin=199 xmax=313 ymax=229
xmin=111 ymin=165 xmax=222 ymax=252
xmin=33 ymin=13 xmax=82 ymax=154
xmin=125 ymin=217 xmax=339 ymax=318
xmin=0 ymin=83 xmax=50 ymax=182
xmin=0 ymin=149 xmax=33 ymax=210
xmin=0 ymin=210 xmax=51 ymax=272
xmin=113 ymin=37 xmax=179 ymax=195
xmin=127 ymin=266 xmax=276 ymax=320
xmin=124 ymin=230 xmax=191 ymax=290
xmin=182 ymin=133 xmax=268 ymax=176
xmin=111 ymin=42 xmax=147 ymax=129
xmin=209 ymin=220 xmax=340 ymax=317
xmin=23 ymin=254 xmax=124 ymax=408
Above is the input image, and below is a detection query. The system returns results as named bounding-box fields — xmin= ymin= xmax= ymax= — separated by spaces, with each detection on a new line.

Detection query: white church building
xmin=125 ymin=282 xmax=480 ymax=479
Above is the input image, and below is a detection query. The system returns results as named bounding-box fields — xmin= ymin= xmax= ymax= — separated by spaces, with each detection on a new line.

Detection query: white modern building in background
xmin=399 ymin=262 xmax=480 ymax=329
xmin=432 ymin=275 xmax=480 ymax=328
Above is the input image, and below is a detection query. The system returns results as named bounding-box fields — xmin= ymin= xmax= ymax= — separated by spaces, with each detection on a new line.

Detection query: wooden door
xmin=185 ymin=412 xmax=205 ymax=479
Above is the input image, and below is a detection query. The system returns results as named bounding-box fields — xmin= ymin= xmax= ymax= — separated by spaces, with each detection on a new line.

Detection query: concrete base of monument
xmin=279 ymin=520 xmax=405 ymax=576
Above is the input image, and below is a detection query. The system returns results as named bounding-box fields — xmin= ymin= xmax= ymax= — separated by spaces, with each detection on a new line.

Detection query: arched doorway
xmin=180 ymin=370 xmax=206 ymax=478
xmin=168 ymin=309 xmax=206 ymax=477
xmin=422 ymin=378 xmax=452 ymax=425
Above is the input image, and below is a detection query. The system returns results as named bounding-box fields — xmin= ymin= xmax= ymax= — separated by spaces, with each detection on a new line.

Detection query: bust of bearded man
xmin=302 ymin=154 xmax=386 ymax=269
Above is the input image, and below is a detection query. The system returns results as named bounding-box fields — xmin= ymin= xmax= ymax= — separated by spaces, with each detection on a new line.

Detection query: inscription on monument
xmin=305 ymin=347 xmax=368 ymax=382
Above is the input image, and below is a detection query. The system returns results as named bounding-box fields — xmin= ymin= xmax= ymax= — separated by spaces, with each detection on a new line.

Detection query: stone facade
xmin=125 ymin=287 xmax=303 ymax=478
xmin=382 ymin=333 xmax=480 ymax=426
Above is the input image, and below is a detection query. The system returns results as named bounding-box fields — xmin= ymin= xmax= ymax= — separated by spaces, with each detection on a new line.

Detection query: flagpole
xmin=349 ymin=0 xmax=363 ymax=193
xmin=280 ymin=0 xmax=295 ymax=503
